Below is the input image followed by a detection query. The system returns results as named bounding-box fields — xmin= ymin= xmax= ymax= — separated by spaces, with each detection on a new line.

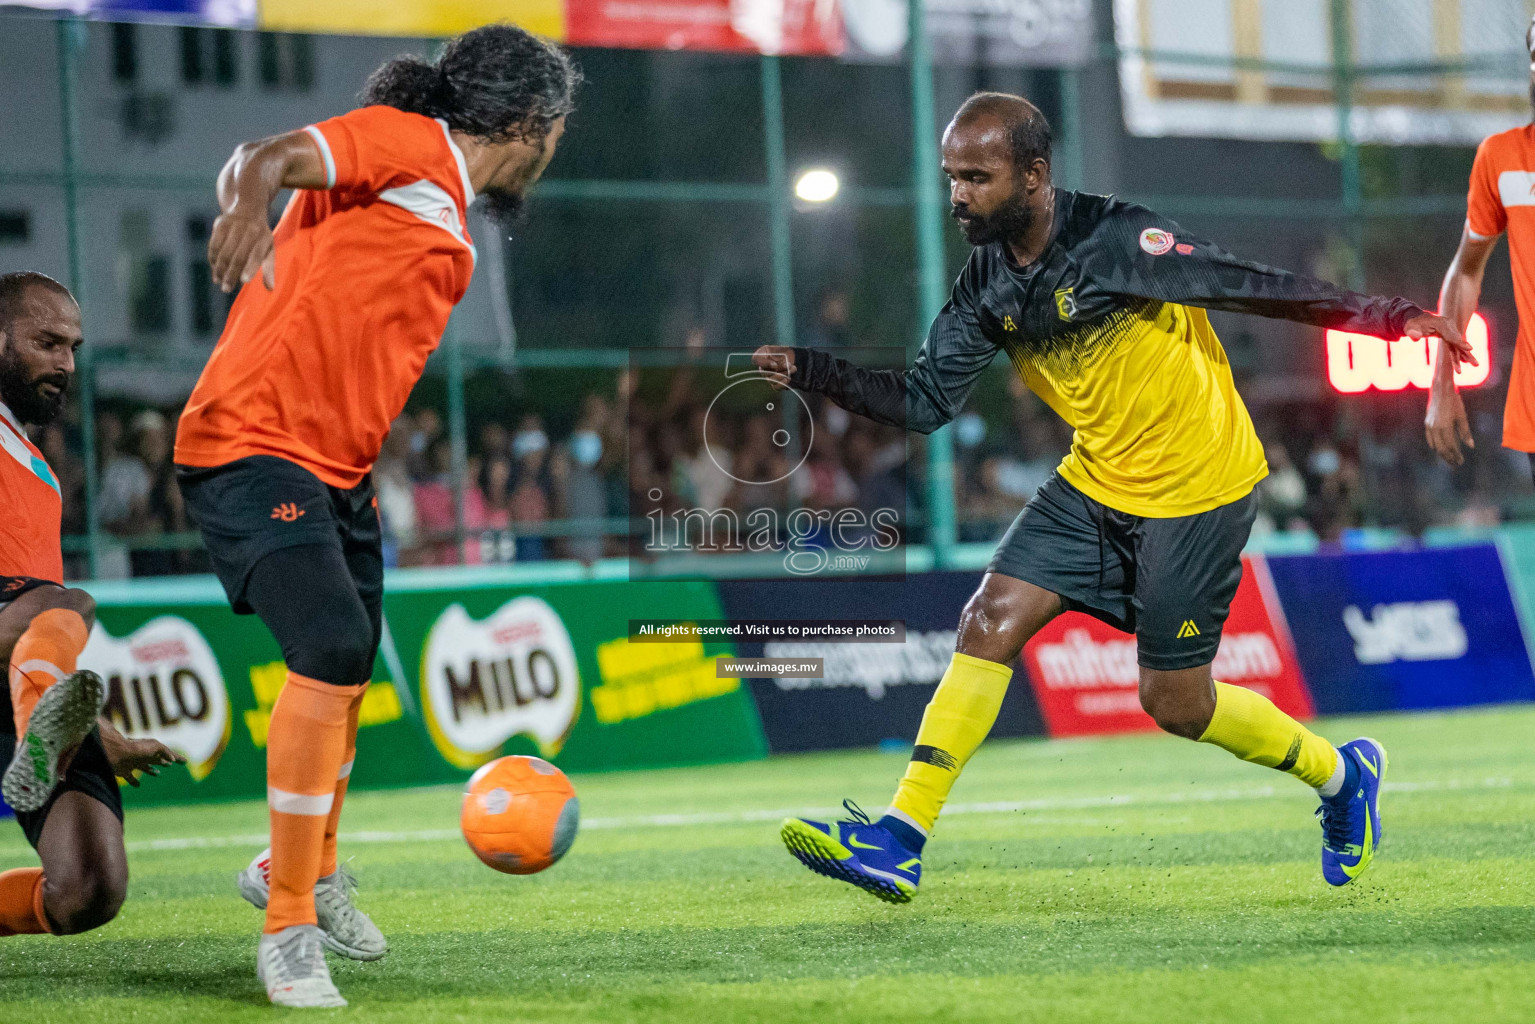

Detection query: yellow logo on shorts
xmin=1176 ymin=620 xmax=1201 ymax=638
xmin=1002 ymin=315 xmax=1018 ymax=332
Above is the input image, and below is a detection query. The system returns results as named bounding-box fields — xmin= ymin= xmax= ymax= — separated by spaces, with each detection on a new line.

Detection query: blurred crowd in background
xmin=55 ymin=345 xmax=1532 ymax=580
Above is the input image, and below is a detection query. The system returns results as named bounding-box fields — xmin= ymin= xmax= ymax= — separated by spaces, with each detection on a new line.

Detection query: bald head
xmin=952 ymin=92 xmax=1052 ymax=177
xmin=0 ymin=272 xmax=73 ymax=336
xmin=0 ymin=271 xmax=80 ymax=425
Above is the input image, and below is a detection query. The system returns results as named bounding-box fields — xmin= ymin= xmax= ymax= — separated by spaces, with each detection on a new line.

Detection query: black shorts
xmin=176 ymin=456 xmax=382 ymax=616
xmin=0 ymin=729 xmax=122 ymax=848
xmin=988 ymin=474 xmax=1256 ymax=671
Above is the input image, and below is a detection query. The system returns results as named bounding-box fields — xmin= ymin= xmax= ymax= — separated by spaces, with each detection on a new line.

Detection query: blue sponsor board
xmin=717 ymin=573 xmax=1045 ymax=753
xmin=1265 ymin=543 xmax=1535 ymax=714
xmin=8 ymin=1 xmax=255 ymax=26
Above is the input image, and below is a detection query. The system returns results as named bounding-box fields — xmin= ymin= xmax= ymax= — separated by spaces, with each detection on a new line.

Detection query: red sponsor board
xmin=567 ymin=0 xmax=844 ymax=55
xmin=1021 ymin=556 xmax=1314 ymax=737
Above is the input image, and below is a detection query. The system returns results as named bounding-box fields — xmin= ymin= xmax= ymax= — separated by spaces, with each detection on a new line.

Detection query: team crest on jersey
xmin=1139 ymin=227 xmax=1175 ymax=256
xmin=1054 ymin=287 xmax=1077 ymax=321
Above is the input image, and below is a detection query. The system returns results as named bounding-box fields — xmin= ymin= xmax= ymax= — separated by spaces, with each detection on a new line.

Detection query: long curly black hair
xmin=362 ymin=24 xmax=580 ymax=145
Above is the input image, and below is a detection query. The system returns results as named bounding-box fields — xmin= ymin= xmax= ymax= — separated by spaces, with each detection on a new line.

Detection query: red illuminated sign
xmin=1326 ymin=313 xmax=1491 ymax=393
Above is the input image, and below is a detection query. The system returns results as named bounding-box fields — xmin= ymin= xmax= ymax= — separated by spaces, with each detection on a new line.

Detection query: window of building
xmin=213 ymin=30 xmax=238 ymax=86
xmin=179 ymin=27 xmax=204 ymax=85
xmin=258 ymin=32 xmax=315 ymax=92
xmin=0 ymin=212 xmax=29 ymax=245
xmin=185 ymin=215 xmax=229 ymax=337
xmin=122 ymin=211 xmax=171 ymax=335
xmin=111 ymin=23 xmax=137 ymax=84
xmin=180 ymin=27 xmax=239 ymax=88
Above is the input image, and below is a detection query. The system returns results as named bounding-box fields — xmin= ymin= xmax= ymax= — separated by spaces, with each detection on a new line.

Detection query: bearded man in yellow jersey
xmin=756 ymin=92 xmax=1469 ymax=901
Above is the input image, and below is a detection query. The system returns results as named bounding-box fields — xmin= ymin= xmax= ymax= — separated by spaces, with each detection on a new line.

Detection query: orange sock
xmin=0 ymin=868 xmax=49 ymax=936
xmin=319 ymin=688 xmax=365 ymax=879
xmin=9 ymin=608 xmax=88 ymax=735
xmin=265 ymin=672 xmax=366 ymax=934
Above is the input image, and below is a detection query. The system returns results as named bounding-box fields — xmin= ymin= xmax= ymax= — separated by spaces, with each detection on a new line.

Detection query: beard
xmin=0 ymin=347 xmax=67 ymax=426
xmin=477 ymin=186 xmax=528 ymax=228
xmin=952 ymin=189 xmax=1036 ymax=247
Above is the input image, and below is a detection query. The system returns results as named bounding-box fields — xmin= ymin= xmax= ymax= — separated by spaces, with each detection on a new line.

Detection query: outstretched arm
xmin=752 ymin=302 xmax=998 ymax=435
xmin=209 ymin=130 xmax=330 ymax=294
xmin=1426 ymin=225 xmax=1499 ymax=466
xmin=1093 ymin=204 xmax=1472 ymax=364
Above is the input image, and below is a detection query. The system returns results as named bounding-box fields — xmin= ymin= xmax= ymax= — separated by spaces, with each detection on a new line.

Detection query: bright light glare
xmin=1325 ymin=312 xmax=1492 ymax=393
xmin=794 ymin=168 xmax=840 ymax=203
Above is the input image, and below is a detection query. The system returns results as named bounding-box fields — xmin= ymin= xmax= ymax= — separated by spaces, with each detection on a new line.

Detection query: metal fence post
xmin=909 ymin=0 xmax=956 ymax=565
xmin=1331 ymin=0 xmax=1366 ymax=291
xmin=56 ymin=17 xmax=100 ymax=579
xmin=760 ymin=55 xmax=796 ymax=352
xmin=1056 ymin=66 xmax=1085 ymax=191
xmin=446 ymin=321 xmax=468 ymax=562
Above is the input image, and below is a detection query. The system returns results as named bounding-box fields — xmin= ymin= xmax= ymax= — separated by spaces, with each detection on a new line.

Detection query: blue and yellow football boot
xmin=1317 ymin=737 xmax=1388 ymax=886
xmin=780 ymin=800 xmax=921 ymax=904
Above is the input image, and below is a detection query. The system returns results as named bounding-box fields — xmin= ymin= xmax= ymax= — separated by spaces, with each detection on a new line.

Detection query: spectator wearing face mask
xmin=509 ymin=416 xmax=552 ymax=561
xmin=557 ymin=421 xmax=607 ymax=564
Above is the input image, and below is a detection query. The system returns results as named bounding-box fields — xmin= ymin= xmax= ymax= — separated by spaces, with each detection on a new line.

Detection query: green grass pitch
xmin=3 ymin=705 xmax=1535 ymax=1022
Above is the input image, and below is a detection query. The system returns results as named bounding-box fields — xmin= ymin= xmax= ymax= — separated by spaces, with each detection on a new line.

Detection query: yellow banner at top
xmin=258 ymin=0 xmax=566 ymax=40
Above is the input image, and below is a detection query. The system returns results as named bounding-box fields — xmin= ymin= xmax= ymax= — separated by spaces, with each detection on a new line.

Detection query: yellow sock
xmin=1198 ymin=681 xmax=1339 ymax=789
xmin=888 ymin=653 xmax=1012 ymax=833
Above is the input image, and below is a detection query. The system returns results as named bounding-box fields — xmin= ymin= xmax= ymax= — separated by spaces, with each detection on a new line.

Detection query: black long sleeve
xmin=1087 ymin=203 xmax=1423 ymax=338
xmin=790 ymin=259 xmax=998 ymax=436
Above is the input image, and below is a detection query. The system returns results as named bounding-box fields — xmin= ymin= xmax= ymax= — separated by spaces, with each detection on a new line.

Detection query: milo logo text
xmin=81 ymin=616 xmax=231 ymax=781
xmin=421 ymin=597 xmax=581 ymax=769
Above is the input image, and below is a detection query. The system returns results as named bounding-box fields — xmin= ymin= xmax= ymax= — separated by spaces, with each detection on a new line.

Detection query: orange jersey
xmin=175 ymin=106 xmax=477 ymax=488
xmin=0 ymin=403 xmax=63 ymax=583
xmin=1468 ymin=125 xmax=1535 ymax=451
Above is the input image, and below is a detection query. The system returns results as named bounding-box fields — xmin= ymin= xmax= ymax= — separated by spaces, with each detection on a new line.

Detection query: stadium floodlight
xmin=794 ymin=168 xmax=840 ymax=204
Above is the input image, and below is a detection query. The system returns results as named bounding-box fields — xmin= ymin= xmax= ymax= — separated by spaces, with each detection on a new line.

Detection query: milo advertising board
xmin=82 ymin=574 xmax=767 ymax=806
xmin=386 ymin=578 xmax=767 ymax=773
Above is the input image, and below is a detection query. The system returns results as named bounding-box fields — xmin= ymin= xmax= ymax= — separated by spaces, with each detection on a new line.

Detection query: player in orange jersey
xmin=0 ymin=272 xmax=182 ymax=940
xmin=1428 ymin=17 xmax=1535 ymax=468
xmin=173 ymin=25 xmax=578 ymax=1008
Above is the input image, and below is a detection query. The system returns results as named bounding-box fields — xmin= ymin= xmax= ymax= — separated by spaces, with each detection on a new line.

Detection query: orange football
xmin=460 ymin=755 xmax=580 ymax=874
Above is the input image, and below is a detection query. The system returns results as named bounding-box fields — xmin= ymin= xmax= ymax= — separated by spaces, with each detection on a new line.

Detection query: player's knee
xmin=58 ymin=587 xmax=96 ymax=628
xmin=290 ymin=628 xmax=376 ymax=687
xmin=1138 ymin=674 xmax=1209 ymax=740
xmin=956 ymin=585 xmax=1031 ymax=658
xmin=43 ymin=862 xmax=126 ymax=935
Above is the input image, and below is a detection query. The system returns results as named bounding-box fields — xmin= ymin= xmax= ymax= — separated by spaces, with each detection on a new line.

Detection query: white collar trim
xmin=436 ymin=119 xmax=477 ymax=204
xmin=0 ymin=400 xmax=21 ymax=437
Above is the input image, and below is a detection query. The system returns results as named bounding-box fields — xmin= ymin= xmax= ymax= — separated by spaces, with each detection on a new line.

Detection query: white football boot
xmin=257 ymin=924 xmax=347 ymax=1008
xmin=2 ymin=670 xmax=106 ymax=813
xmin=238 ymin=849 xmax=388 ymax=961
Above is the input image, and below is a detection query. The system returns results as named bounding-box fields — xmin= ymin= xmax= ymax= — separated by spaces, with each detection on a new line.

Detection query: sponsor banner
xmin=83 ymin=576 xmax=765 ymax=806
xmin=1263 ymin=544 xmax=1535 ymax=714
xmin=1022 ymin=556 xmax=1313 ymax=738
xmin=841 ymin=0 xmax=1093 ymax=67
xmin=257 ymin=0 xmax=565 ymax=41
xmin=10 ymin=1 xmax=255 ymax=26
xmin=568 ymin=0 xmax=844 ymax=54
xmin=717 ymin=573 xmax=1045 ymax=752
xmin=82 ymin=615 xmax=232 ymax=781
xmin=1114 ymin=0 xmax=1529 ymax=146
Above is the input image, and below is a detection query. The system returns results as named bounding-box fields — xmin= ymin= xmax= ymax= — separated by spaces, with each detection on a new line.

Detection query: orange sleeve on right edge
xmin=1467 ymin=136 xmax=1507 ymax=240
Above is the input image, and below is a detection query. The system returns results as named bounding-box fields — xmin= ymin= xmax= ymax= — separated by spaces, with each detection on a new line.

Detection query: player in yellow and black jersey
xmin=759 ymin=92 xmax=1471 ymax=901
